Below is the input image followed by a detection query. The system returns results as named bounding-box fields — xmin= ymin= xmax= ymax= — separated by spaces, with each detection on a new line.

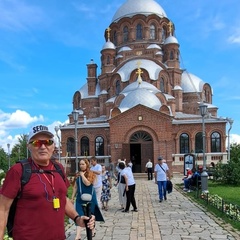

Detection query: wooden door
xmin=141 ymin=142 xmax=153 ymax=172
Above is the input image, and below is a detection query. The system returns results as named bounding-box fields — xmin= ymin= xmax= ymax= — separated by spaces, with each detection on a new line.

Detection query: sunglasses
xmin=29 ymin=139 xmax=54 ymax=147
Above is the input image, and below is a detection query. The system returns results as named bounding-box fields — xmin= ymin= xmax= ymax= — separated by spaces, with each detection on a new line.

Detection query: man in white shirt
xmin=154 ymin=156 xmax=170 ymax=202
xmin=145 ymin=159 xmax=153 ymax=180
xmin=90 ymin=157 xmax=102 ymax=205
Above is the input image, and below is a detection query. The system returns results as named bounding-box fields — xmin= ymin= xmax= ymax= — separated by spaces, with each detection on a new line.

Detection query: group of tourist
xmin=0 ymin=124 xmax=173 ymax=240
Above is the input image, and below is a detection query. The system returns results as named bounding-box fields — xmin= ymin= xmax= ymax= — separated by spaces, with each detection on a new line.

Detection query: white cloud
xmin=0 ymin=109 xmax=69 ymax=153
xmin=0 ymin=109 xmax=43 ymax=128
xmin=231 ymin=134 xmax=240 ymax=144
xmin=228 ymin=35 xmax=240 ymax=44
xmin=0 ymin=109 xmax=44 ymax=152
xmin=227 ymin=27 xmax=240 ymax=44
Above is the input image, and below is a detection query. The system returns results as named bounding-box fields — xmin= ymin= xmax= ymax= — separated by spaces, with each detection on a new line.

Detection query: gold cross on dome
xmin=136 ymin=62 xmax=143 ymax=85
xmin=106 ymin=27 xmax=111 ymax=39
xmin=167 ymin=21 xmax=173 ymax=35
xmin=136 ymin=67 xmax=143 ymax=76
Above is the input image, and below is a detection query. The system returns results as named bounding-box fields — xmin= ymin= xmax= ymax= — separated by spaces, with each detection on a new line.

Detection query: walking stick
xmin=82 ymin=202 xmax=92 ymax=240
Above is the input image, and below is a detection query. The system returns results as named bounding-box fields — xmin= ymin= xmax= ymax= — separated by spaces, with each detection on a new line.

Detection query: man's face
xmin=28 ymin=133 xmax=55 ymax=165
xmin=91 ymin=159 xmax=96 ymax=166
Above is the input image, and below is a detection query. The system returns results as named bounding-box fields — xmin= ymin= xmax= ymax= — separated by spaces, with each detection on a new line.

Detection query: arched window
xmin=204 ymin=88 xmax=211 ymax=103
xmin=149 ymin=24 xmax=156 ymax=39
xmin=113 ymin=31 xmax=117 ymax=45
xmin=160 ymin=77 xmax=165 ymax=92
xmin=177 ymin=51 xmax=179 ymax=60
xmin=107 ymin=56 xmax=110 ymax=64
xmin=195 ymin=132 xmax=203 ymax=153
xmin=81 ymin=136 xmax=89 ymax=156
xmin=116 ymin=80 xmax=121 ymax=95
xmin=161 ymin=28 xmax=166 ymax=42
xmin=136 ymin=24 xmax=143 ymax=40
xmin=123 ymin=26 xmax=129 ymax=43
xmin=211 ymin=132 xmax=221 ymax=152
xmin=170 ymin=51 xmax=174 ymax=60
xmin=66 ymin=137 xmax=75 ymax=156
xmin=73 ymin=92 xmax=81 ymax=110
xmin=130 ymin=131 xmax=152 ymax=142
xmin=180 ymin=133 xmax=189 ymax=154
xmin=95 ymin=136 xmax=104 ymax=156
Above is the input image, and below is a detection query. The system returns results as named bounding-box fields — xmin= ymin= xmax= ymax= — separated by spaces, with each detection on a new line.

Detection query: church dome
xmin=181 ymin=72 xmax=204 ymax=93
xmin=79 ymin=82 xmax=101 ymax=99
xmin=119 ymin=86 xmax=161 ymax=112
xmin=112 ymin=0 xmax=167 ymax=23
xmin=122 ymin=80 xmax=160 ymax=94
xmin=164 ymin=35 xmax=179 ymax=45
xmin=102 ymin=39 xmax=116 ymax=50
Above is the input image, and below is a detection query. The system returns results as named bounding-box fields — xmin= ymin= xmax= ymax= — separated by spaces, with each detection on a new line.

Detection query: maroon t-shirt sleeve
xmin=1 ymin=164 xmax=22 ymax=199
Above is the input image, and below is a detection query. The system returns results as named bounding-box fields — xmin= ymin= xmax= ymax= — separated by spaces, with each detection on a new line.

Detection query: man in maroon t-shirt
xmin=0 ymin=125 xmax=95 ymax=240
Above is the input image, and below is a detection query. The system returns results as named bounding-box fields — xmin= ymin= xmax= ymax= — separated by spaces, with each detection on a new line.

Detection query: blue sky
xmin=0 ymin=0 xmax=240 ymax=153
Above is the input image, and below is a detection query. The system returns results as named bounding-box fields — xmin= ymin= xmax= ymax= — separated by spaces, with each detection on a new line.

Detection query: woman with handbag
xmin=71 ymin=159 xmax=104 ymax=240
xmin=115 ymin=161 xmax=127 ymax=210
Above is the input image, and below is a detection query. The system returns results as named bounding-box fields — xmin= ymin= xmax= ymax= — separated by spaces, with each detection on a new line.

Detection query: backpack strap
xmin=17 ymin=159 xmax=65 ymax=197
xmin=19 ymin=159 xmax=32 ymax=186
xmin=52 ymin=162 xmax=65 ymax=182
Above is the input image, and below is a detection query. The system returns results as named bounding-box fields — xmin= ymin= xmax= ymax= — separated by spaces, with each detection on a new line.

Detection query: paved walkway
xmin=65 ymin=175 xmax=240 ymax=240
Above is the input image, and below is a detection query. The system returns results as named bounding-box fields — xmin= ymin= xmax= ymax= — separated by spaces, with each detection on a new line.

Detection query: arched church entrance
xmin=129 ymin=131 xmax=153 ymax=173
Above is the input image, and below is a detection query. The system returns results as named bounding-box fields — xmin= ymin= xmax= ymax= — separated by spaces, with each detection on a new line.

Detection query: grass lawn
xmin=208 ymin=181 xmax=240 ymax=206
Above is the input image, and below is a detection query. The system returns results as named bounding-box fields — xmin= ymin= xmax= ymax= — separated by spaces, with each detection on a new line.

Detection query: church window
xmin=195 ymin=132 xmax=203 ymax=153
xmin=73 ymin=92 xmax=81 ymax=110
xmin=113 ymin=31 xmax=117 ymax=45
xmin=161 ymin=28 xmax=166 ymax=42
xmin=204 ymin=88 xmax=211 ymax=103
xmin=180 ymin=133 xmax=189 ymax=154
xmin=136 ymin=24 xmax=143 ymax=40
xmin=95 ymin=136 xmax=104 ymax=156
xmin=160 ymin=77 xmax=165 ymax=92
xmin=67 ymin=137 xmax=75 ymax=156
xmin=177 ymin=51 xmax=179 ymax=60
xmin=123 ymin=26 xmax=129 ymax=43
xmin=170 ymin=51 xmax=174 ymax=60
xmin=116 ymin=80 xmax=121 ymax=95
xmin=130 ymin=131 xmax=152 ymax=142
xmin=211 ymin=132 xmax=221 ymax=152
xmin=149 ymin=24 xmax=156 ymax=39
xmin=107 ymin=56 xmax=110 ymax=64
xmin=81 ymin=136 xmax=89 ymax=156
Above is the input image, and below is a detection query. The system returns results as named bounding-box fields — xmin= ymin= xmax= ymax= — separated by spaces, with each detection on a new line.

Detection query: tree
xmin=0 ymin=147 xmax=8 ymax=172
xmin=0 ymin=134 xmax=29 ymax=172
xmin=230 ymin=143 xmax=240 ymax=163
xmin=214 ymin=143 xmax=240 ymax=185
xmin=10 ymin=134 xmax=29 ymax=163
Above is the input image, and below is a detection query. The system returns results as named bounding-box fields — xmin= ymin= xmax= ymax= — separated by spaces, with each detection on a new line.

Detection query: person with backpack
xmin=0 ymin=124 xmax=95 ymax=240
